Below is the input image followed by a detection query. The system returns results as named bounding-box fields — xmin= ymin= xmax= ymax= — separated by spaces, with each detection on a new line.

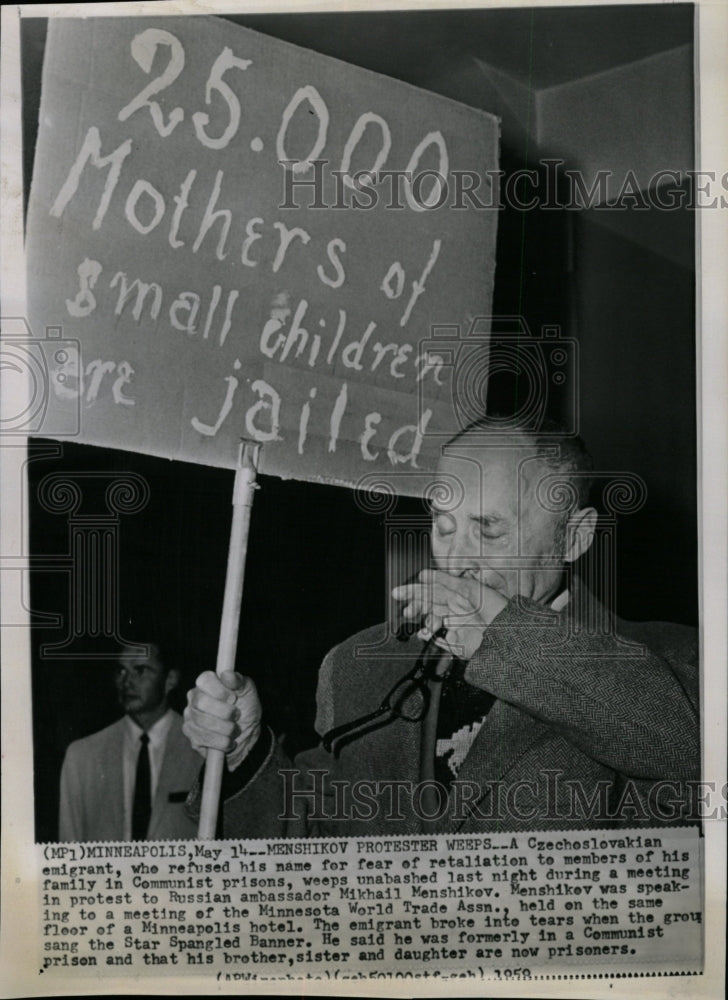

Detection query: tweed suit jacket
xmin=205 ymin=589 xmax=699 ymax=838
xmin=59 ymin=710 xmax=201 ymax=841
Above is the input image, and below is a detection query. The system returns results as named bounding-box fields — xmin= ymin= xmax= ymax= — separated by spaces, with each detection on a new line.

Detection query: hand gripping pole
xmin=197 ymin=441 xmax=261 ymax=839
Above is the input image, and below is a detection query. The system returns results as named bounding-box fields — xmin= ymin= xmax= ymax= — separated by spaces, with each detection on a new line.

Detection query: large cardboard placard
xmin=26 ymin=16 xmax=499 ymax=492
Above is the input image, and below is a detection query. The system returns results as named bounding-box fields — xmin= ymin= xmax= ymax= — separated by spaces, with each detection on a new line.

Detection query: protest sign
xmin=26 ymin=15 xmax=499 ymax=493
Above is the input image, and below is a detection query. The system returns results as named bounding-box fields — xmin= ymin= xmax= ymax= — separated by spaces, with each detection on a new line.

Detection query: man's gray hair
xmin=448 ymin=416 xmax=594 ymax=512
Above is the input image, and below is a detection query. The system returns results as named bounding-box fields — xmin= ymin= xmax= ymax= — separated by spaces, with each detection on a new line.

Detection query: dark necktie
xmin=131 ymin=732 xmax=151 ymax=840
xmin=419 ymin=654 xmax=496 ymax=826
xmin=418 ymin=646 xmax=453 ymax=823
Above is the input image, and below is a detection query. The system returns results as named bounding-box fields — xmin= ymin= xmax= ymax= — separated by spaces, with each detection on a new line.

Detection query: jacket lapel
xmin=340 ymin=712 xmax=421 ymax=835
xmin=149 ymin=714 xmax=181 ymax=839
xmin=426 ymin=581 xmax=607 ymax=834
xmin=364 ymin=640 xmax=551 ymax=834
xmin=442 ymin=700 xmax=549 ymax=831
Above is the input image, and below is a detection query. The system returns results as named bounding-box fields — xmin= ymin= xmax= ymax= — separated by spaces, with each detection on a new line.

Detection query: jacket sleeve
xmin=465 ymin=597 xmax=699 ymax=782
xmin=185 ymin=726 xmax=289 ymax=838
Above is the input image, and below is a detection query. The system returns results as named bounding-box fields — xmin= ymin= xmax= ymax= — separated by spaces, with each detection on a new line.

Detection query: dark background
xmin=22 ymin=5 xmax=698 ymax=842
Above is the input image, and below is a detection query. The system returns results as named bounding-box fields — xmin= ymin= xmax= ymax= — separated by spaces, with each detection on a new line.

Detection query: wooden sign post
xmin=198 ymin=440 xmax=260 ymax=839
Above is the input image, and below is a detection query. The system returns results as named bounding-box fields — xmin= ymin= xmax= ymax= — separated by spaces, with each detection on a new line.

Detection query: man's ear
xmin=564 ymin=507 xmax=598 ymax=563
xmin=164 ymin=668 xmax=180 ymax=697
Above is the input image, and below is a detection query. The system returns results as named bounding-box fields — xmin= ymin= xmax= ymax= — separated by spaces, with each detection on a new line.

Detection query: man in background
xmin=59 ymin=643 xmax=200 ymax=841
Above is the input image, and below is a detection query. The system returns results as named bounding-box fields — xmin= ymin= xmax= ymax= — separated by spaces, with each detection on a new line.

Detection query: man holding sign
xmin=182 ymin=421 xmax=700 ymax=836
xmin=24 ymin=14 xmax=699 ymax=836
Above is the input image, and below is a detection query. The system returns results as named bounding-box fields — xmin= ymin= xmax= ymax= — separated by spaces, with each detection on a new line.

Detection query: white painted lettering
xmin=169 ymin=291 xmax=200 ymax=334
xmin=272 ymin=221 xmax=311 ymax=274
xmin=117 ymin=29 xmax=185 ymax=137
xmin=192 ymin=170 xmax=232 ymax=259
xmin=280 ymin=299 xmax=310 ymax=361
xmin=369 ymin=342 xmax=398 ymax=371
xmin=415 ymin=351 xmax=445 ymax=385
xmin=328 ymin=382 xmax=348 ymax=452
xmin=316 ymin=237 xmax=346 ymax=289
xmin=192 ymin=47 xmax=252 ymax=150
xmin=110 ymin=272 xmax=162 ymax=321
xmin=66 ymin=258 xmax=102 ymax=317
xmin=381 ymin=261 xmax=405 ymax=300
xmin=168 ymin=169 xmax=196 ymax=248
xmin=202 ymin=285 xmax=222 ymax=340
xmin=84 ymin=360 xmax=116 ymax=404
xmin=50 ymin=127 xmax=132 ymax=230
xmin=360 ymin=412 xmax=382 ymax=461
xmin=218 ymin=290 xmax=240 ymax=347
xmin=191 ymin=360 xmax=241 ymax=436
xmin=241 ymin=217 xmax=264 ymax=267
xmin=387 ymin=408 xmax=433 ymax=467
xmin=400 ymin=239 xmax=441 ymax=327
xmin=112 ymin=361 xmax=135 ymax=405
xmin=277 ymin=86 xmax=329 ymax=175
xmin=342 ymin=323 xmax=376 ymax=371
xmin=326 ymin=310 xmax=347 ymax=366
xmin=245 ymin=379 xmax=282 ymax=442
xmin=340 ymin=112 xmax=391 ymax=191
xmin=259 ymin=317 xmax=285 ymax=358
xmin=297 ymin=387 xmax=317 ymax=455
xmin=390 ymin=343 xmax=412 ymax=378
xmin=125 ymin=179 xmax=166 ymax=235
xmin=403 ymin=131 xmax=449 ymax=211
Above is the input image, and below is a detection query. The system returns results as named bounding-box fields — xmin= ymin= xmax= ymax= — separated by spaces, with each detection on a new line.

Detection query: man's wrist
xmin=220 ymin=725 xmax=274 ymax=801
xmin=226 ymin=722 xmax=262 ymax=771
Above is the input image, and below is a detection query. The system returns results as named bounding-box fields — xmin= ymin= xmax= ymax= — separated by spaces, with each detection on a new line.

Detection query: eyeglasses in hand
xmin=322 ymin=634 xmax=452 ymax=758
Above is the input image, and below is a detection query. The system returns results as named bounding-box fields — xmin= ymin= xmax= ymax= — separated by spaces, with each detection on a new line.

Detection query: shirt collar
xmin=124 ymin=708 xmax=174 ymax=748
xmin=550 ymin=588 xmax=570 ymax=612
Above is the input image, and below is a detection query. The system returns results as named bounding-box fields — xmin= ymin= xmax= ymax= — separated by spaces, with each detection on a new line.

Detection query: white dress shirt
xmin=121 ymin=709 xmax=174 ymax=840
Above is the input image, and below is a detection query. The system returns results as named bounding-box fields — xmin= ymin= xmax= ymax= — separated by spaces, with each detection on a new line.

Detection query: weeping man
xmin=182 ymin=421 xmax=699 ymax=836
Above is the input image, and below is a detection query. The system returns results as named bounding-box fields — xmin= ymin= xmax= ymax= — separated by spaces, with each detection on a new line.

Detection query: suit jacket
xmin=59 ymin=710 xmax=201 ymax=841
xmin=191 ymin=588 xmax=699 ymax=837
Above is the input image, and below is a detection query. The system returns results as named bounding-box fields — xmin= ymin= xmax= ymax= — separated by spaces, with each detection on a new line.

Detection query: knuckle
xmin=197 ymin=671 xmax=221 ymax=694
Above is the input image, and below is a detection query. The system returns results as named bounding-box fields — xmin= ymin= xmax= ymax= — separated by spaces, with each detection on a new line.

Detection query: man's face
xmin=115 ymin=647 xmax=172 ymax=719
xmin=430 ymin=444 xmax=568 ymax=605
